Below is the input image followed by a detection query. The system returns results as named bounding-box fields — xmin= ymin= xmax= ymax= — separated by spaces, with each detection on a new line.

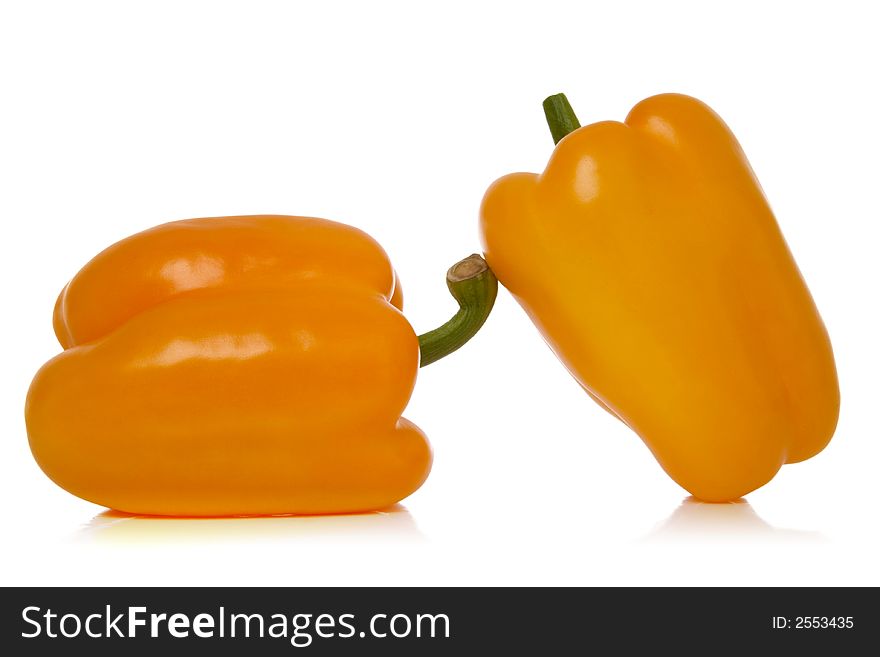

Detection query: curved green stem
xmin=417 ymin=254 xmax=497 ymax=367
xmin=543 ymin=93 xmax=581 ymax=144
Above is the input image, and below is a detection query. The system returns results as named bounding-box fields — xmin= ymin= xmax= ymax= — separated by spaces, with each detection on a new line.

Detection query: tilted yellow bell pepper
xmin=480 ymin=93 xmax=839 ymax=501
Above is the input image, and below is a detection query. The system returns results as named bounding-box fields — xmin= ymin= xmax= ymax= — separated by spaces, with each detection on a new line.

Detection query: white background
xmin=1 ymin=0 xmax=878 ymax=586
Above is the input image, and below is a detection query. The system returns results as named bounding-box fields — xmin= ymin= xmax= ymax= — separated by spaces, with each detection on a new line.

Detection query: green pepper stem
xmin=417 ymin=254 xmax=497 ymax=367
xmin=543 ymin=93 xmax=581 ymax=144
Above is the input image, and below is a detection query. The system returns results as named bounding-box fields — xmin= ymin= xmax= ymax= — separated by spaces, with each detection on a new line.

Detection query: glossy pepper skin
xmin=27 ymin=216 xmax=457 ymax=516
xmin=480 ymin=94 xmax=839 ymax=502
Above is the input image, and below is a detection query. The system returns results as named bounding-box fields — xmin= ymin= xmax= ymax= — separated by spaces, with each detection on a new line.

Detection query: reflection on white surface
xmin=78 ymin=504 xmax=424 ymax=543
xmin=646 ymin=497 xmax=826 ymax=542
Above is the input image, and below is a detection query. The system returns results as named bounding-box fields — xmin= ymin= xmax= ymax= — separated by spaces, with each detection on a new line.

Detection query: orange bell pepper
xmin=26 ymin=215 xmax=496 ymax=516
xmin=480 ymin=93 xmax=839 ymax=501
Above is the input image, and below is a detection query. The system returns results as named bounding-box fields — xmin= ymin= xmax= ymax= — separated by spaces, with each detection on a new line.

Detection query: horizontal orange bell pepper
xmin=480 ymin=93 xmax=839 ymax=501
xmin=26 ymin=215 xmax=496 ymax=516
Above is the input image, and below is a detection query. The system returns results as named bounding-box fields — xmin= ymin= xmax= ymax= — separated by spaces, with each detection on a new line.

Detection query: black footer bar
xmin=1 ymin=586 xmax=872 ymax=654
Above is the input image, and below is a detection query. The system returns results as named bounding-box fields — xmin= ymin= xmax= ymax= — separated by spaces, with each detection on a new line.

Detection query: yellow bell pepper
xmin=27 ymin=215 xmax=496 ymax=516
xmin=480 ymin=93 xmax=839 ymax=501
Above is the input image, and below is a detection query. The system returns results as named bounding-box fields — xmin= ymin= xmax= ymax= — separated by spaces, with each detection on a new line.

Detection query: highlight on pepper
xmin=479 ymin=92 xmax=839 ymax=502
xmin=25 ymin=215 xmax=497 ymax=516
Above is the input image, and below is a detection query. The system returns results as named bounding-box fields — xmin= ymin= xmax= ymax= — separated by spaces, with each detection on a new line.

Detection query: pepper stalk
xmin=543 ymin=93 xmax=581 ymax=144
xmin=417 ymin=254 xmax=497 ymax=367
